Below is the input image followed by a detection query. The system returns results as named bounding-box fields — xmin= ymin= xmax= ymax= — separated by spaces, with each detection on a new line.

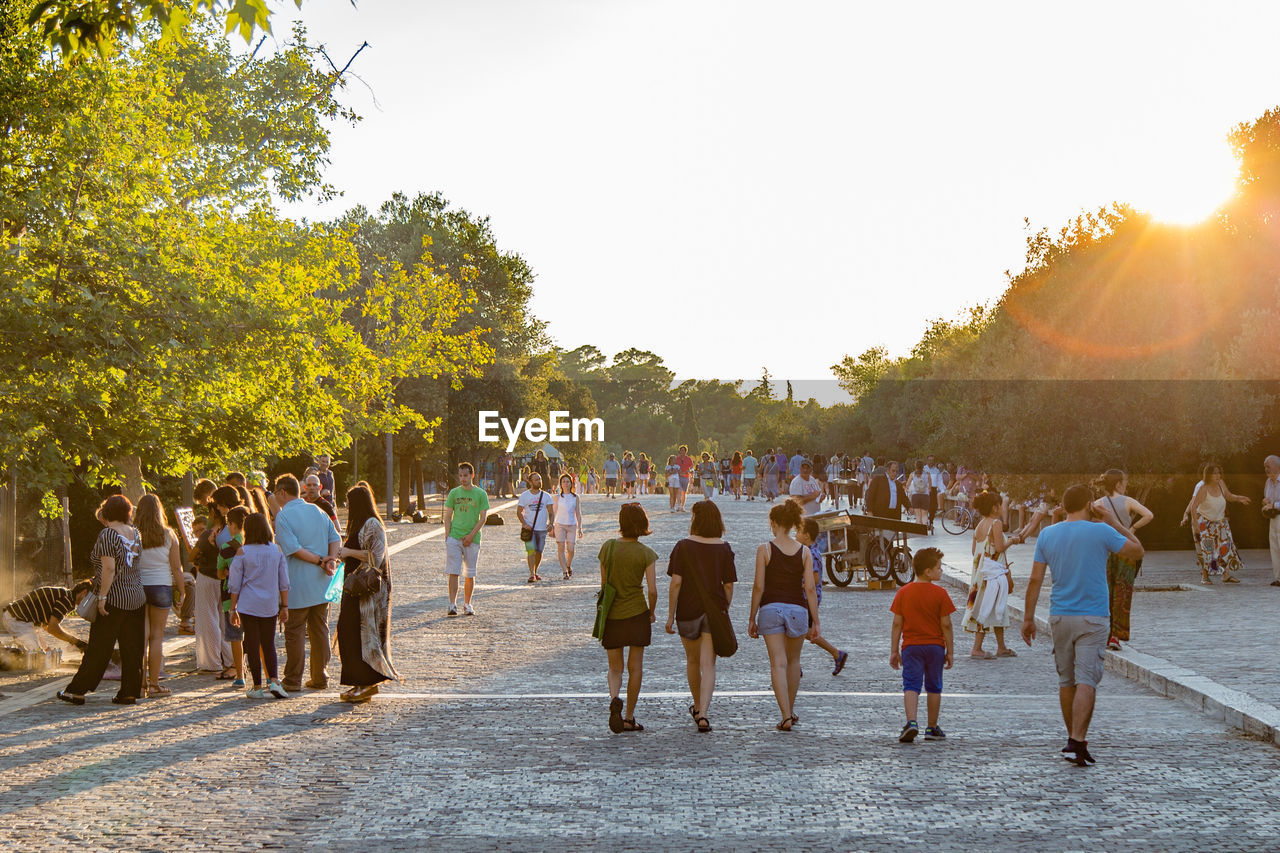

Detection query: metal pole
xmin=385 ymin=433 xmax=394 ymax=519
xmin=2 ymin=467 xmax=15 ymax=601
xmin=60 ymin=493 xmax=72 ymax=586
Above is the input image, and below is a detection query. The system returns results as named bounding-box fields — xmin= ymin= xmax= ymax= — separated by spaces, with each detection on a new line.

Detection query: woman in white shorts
xmin=552 ymin=474 xmax=584 ymax=580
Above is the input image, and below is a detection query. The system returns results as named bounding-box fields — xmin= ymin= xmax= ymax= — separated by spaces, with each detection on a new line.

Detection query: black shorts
xmin=601 ymin=610 xmax=652 ymax=649
xmin=910 ymin=493 xmax=930 ymax=509
xmin=605 ymin=478 xmax=617 ymax=487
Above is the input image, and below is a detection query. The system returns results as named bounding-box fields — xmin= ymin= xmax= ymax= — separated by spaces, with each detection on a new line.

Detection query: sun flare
xmin=1133 ymin=142 xmax=1241 ymax=225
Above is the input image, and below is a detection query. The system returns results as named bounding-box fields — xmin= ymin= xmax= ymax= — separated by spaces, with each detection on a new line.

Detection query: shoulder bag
xmin=344 ymin=548 xmax=383 ymax=598
xmin=520 ymin=492 xmax=544 ymax=543
xmin=682 ymin=543 xmax=738 ymax=658
xmin=592 ymin=540 xmax=617 ymax=639
xmin=75 ymin=590 xmax=99 ymax=623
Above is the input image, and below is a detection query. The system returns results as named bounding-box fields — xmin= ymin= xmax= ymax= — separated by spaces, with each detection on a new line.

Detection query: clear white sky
xmin=274 ymin=0 xmax=1277 ymax=388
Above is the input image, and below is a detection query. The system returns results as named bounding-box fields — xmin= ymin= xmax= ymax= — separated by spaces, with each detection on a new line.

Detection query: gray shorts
xmin=1050 ymin=614 xmax=1108 ymax=688
xmin=677 ymin=613 xmax=709 ymax=641
xmin=445 ymin=537 xmax=481 ymax=577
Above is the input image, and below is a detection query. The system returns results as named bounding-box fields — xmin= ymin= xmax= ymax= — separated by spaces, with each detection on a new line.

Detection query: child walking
xmin=228 ymin=512 xmax=290 ymax=699
xmin=797 ymin=519 xmax=848 ymax=675
xmin=889 ymin=547 xmax=955 ymax=742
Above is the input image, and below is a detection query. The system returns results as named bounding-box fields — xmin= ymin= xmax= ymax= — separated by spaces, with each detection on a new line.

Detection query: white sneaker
xmin=447 ymin=603 xmax=458 ymax=616
xmin=462 ymin=602 xmax=475 ymax=616
xmin=245 ymin=687 xmax=269 ymax=699
xmin=267 ymin=680 xmax=290 ymax=699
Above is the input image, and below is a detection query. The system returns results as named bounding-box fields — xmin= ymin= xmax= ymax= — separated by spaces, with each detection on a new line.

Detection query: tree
xmin=832 ymin=347 xmax=891 ymax=400
xmin=747 ymin=367 xmax=772 ymax=401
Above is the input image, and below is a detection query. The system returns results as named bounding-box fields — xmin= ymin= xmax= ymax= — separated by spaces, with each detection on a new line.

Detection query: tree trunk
xmin=398 ymin=453 xmax=413 ymax=519
xmin=115 ymin=455 xmax=145 ymax=503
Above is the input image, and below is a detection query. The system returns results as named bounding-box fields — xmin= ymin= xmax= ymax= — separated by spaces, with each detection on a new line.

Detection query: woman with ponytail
xmin=1093 ymin=470 xmax=1153 ymax=650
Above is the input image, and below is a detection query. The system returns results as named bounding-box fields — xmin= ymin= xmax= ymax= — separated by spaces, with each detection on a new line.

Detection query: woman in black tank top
xmin=748 ymin=500 xmax=819 ymax=731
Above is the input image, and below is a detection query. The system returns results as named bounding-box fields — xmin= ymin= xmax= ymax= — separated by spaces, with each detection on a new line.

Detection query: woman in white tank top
xmin=552 ymin=474 xmax=584 ymax=580
xmin=1183 ymin=463 xmax=1251 ymax=585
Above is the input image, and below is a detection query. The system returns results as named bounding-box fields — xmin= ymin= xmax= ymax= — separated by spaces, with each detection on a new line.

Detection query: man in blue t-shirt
xmin=1022 ymin=484 xmax=1144 ymax=768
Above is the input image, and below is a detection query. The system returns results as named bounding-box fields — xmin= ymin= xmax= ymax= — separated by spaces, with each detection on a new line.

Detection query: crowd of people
xmin=35 ymin=469 xmax=400 ymax=707
xmin=3 ymin=445 xmax=1278 ymax=765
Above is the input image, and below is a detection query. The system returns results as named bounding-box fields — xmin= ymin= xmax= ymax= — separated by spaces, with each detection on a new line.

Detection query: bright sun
xmin=1133 ymin=142 xmax=1241 ymax=225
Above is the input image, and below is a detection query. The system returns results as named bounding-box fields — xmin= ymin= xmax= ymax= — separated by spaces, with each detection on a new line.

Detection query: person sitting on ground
xmin=598 ymin=502 xmax=658 ymax=733
xmin=890 ymin=547 xmax=956 ymax=743
xmin=3 ymin=581 xmax=93 ymax=654
xmin=796 ymin=518 xmax=848 ymax=675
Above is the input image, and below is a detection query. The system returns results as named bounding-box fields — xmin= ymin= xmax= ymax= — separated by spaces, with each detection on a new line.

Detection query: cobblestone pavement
xmin=1 ymin=493 xmax=1277 ymax=851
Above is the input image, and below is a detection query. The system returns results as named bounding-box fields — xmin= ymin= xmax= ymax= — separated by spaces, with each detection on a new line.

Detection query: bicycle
xmin=940 ymin=500 xmax=978 ymax=535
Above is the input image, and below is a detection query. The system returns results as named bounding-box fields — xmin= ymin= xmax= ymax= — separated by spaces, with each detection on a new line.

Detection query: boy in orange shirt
xmin=890 ymin=547 xmax=956 ymax=742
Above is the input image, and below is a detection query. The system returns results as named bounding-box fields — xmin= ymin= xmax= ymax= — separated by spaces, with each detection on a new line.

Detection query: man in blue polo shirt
xmin=273 ymin=474 xmax=342 ymax=692
xmin=1021 ymin=484 xmax=1143 ymax=768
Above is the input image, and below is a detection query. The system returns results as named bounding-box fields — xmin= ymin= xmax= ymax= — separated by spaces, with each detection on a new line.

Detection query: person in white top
xmin=788 ymin=461 xmax=823 ymax=516
xmin=825 ymin=457 xmax=841 ymax=505
xmin=923 ymin=455 xmax=946 ymax=531
xmin=133 ymin=495 xmax=184 ymax=697
xmin=551 ymin=474 xmax=584 ymax=580
xmin=906 ymin=461 xmax=932 ymax=527
xmin=1262 ymin=455 xmax=1280 ymax=587
xmin=1091 ymin=469 xmax=1153 ymax=649
xmin=1182 ymin=463 xmax=1250 ymax=584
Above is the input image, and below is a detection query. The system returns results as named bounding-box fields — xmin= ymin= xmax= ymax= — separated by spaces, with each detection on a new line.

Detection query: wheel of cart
xmin=888 ymin=543 xmax=912 ymax=586
xmin=863 ymin=535 xmax=891 ymax=581
xmin=824 ymin=551 xmax=858 ymax=587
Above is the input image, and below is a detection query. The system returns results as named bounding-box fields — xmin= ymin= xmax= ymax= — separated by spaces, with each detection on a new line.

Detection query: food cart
xmin=810 ymin=509 xmax=928 ymax=588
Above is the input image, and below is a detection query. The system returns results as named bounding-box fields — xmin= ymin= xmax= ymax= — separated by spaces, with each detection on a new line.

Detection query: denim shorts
xmin=144 ymin=584 xmax=173 ymax=608
xmin=524 ymin=529 xmax=547 ymax=554
xmin=902 ymin=644 xmax=945 ymax=694
xmin=757 ymin=602 xmax=808 ymax=638
xmin=222 ymin=608 xmax=244 ymax=642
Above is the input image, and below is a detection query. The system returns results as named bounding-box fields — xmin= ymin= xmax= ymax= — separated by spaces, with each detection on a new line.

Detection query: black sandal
xmin=696 ymin=715 xmax=712 ymax=733
xmin=622 ymin=718 xmax=644 ymax=732
xmin=689 ymin=704 xmax=698 ymax=720
xmin=776 ymin=717 xmax=794 ymax=732
xmin=608 ymin=697 xmax=624 ymax=733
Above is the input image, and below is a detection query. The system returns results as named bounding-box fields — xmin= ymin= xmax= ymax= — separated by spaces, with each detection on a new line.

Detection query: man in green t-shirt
xmin=444 ymin=461 xmax=490 ymax=616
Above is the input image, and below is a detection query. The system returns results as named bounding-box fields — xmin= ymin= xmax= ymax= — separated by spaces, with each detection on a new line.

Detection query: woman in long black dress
xmin=335 ymin=484 xmax=401 ymax=702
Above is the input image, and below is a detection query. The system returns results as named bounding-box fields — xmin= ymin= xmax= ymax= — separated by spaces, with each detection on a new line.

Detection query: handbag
xmin=344 ymin=548 xmax=383 ymax=598
xmin=76 ymin=590 xmax=99 ymax=623
xmin=682 ymin=545 xmax=738 ymax=658
xmin=520 ymin=492 xmax=544 ymax=542
xmin=592 ymin=540 xmax=617 ymax=639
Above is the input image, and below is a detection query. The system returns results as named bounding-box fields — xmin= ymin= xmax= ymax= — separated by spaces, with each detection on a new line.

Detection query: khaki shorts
xmin=554 ymin=524 xmax=577 ymax=546
xmin=1050 ymin=614 xmax=1108 ymax=688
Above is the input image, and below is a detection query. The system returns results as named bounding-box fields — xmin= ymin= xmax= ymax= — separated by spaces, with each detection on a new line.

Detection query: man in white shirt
xmin=923 ymin=455 xmax=947 ymax=531
xmin=789 ymin=460 xmax=823 ymax=516
xmin=517 ymin=473 xmax=551 ymax=583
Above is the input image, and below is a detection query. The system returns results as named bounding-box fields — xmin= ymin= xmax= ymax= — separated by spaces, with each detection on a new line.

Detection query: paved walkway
xmin=0 ymin=493 xmax=1277 ymax=849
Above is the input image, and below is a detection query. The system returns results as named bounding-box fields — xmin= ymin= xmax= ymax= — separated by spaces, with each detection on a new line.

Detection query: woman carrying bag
xmin=335 ymin=484 xmax=402 ymax=703
xmin=665 ymin=500 xmax=737 ymax=733
xmin=1093 ymin=469 xmax=1153 ymax=650
xmin=59 ymin=496 xmax=145 ymax=706
xmin=595 ymin=502 xmax=658 ymax=734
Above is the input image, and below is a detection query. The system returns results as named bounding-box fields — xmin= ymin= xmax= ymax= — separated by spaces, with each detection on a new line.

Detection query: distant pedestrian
xmin=1092 ymin=469 xmax=1153 ymax=649
xmin=788 ymin=450 xmax=805 ymax=479
xmin=497 ymin=451 xmax=515 ymax=498
xmin=742 ymin=449 xmax=758 ymax=501
xmin=664 ymin=455 xmax=680 ymax=512
xmin=443 ymin=462 xmax=489 ymax=616
xmin=889 ymin=547 xmax=955 ymax=742
xmin=698 ymin=453 xmax=717 ymax=500
xmin=637 ymin=452 xmax=651 ymax=496
xmin=228 ymin=512 xmax=290 ymax=700
xmin=788 ymin=460 xmax=822 ymax=516
xmin=58 ymin=496 xmax=144 ymax=706
xmin=621 ymin=451 xmax=638 ymax=498
xmin=796 ymin=518 xmax=848 ymax=675
xmin=747 ymin=500 xmax=819 ymax=731
xmin=133 ymin=494 xmax=184 ymax=697
xmin=730 ymin=451 xmax=743 ymax=500
xmin=1022 ymin=484 xmax=1144 ymax=767
xmin=1264 ymin=455 xmax=1280 ymax=587
xmin=923 ymin=456 xmax=945 ymax=533
xmin=907 ymin=461 xmax=931 ymax=527
xmin=603 ymin=452 xmax=621 ymax=499
xmin=552 ymin=473 xmax=584 ymax=580
xmin=762 ymin=450 xmax=779 ymax=502
xmin=302 ymin=474 xmax=339 ymax=530
xmin=335 ymin=485 xmax=402 ymax=703
xmin=599 ymin=502 xmax=658 ymax=733
xmin=314 ymin=455 xmax=335 ymax=502
xmin=675 ymin=445 xmax=694 ymax=511
xmin=666 ymin=500 xmax=737 ymax=733
xmin=1182 ymin=464 xmax=1250 ymax=584
xmin=272 ymin=474 xmax=342 ymax=692
xmin=517 ymin=473 xmax=550 ymax=583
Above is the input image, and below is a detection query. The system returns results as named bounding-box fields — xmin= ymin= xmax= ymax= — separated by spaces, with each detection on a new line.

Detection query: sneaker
xmin=462 ymin=603 xmax=475 ymax=616
xmin=924 ymin=726 xmax=947 ymax=740
xmin=447 ymin=603 xmax=458 ymax=617
xmin=267 ymin=680 xmax=290 ymax=699
xmin=832 ymin=650 xmax=848 ymax=676
xmin=231 ymin=678 xmax=245 ymax=688
xmin=898 ymin=722 xmax=918 ymax=743
xmin=245 ymin=687 xmax=269 ymax=699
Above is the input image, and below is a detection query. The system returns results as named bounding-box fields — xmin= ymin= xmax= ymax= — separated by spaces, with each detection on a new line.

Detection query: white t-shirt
xmin=924 ymin=464 xmax=946 ymax=489
xmin=518 ymin=489 xmax=550 ymax=531
xmin=789 ymin=475 xmax=822 ymax=515
xmin=554 ymin=492 xmax=579 ymax=527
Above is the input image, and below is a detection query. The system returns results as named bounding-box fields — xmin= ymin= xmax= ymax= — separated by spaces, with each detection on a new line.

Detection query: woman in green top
xmin=598 ymin=502 xmax=658 ymax=734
